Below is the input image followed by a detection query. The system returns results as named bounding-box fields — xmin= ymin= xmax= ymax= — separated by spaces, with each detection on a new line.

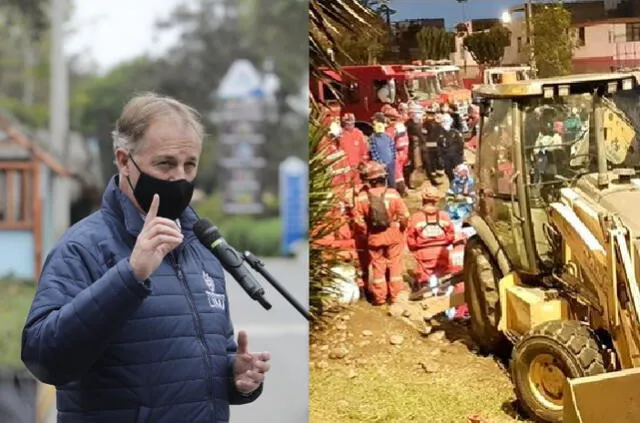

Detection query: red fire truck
xmin=408 ymin=61 xmax=472 ymax=117
xmin=310 ymin=64 xmax=441 ymax=133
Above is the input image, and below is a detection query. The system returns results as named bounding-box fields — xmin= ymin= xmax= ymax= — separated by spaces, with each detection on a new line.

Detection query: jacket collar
xmin=101 ymin=175 xmax=199 ymax=243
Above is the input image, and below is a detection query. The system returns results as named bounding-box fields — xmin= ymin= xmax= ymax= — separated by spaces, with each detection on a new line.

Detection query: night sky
xmin=389 ymin=0 xmax=530 ymax=26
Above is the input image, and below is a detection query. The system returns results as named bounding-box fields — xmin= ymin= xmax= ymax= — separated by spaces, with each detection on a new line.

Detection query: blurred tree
xmin=309 ymin=0 xmax=379 ymax=80
xmin=463 ymin=26 xmax=511 ymax=67
xmin=416 ymin=26 xmax=455 ymax=60
xmin=529 ymin=1 xmax=574 ymax=77
xmin=70 ymin=57 xmax=162 ymax=179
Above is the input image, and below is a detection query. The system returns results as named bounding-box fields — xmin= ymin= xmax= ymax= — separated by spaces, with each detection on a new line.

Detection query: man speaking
xmin=21 ymin=93 xmax=270 ymax=423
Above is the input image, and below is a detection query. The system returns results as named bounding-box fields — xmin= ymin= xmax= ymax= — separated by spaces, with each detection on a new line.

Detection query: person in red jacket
xmin=382 ymin=105 xmax=410 ymax=196
xmin=349 ymin=163 xmax=371 ymax=294
xmin=406 ymin=187 xmax=455 ymax=292
xmin=319 ymin=121 xmax=351 ymax=197
xmin=340 ymin=113 xmax=369 ymax=185
xmin=353 ymin=161 xmax=410 ymax=305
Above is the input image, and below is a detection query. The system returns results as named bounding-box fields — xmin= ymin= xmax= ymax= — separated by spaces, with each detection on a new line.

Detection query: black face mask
xmin=126 ymin=155 xmax=194 ymax=220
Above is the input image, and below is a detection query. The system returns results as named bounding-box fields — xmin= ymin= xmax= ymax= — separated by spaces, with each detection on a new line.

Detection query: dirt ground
xmin=309 ymin=174 xmax=534 ymax=423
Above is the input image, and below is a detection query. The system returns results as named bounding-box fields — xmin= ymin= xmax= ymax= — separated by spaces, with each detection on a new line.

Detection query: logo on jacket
xmin=203 ymin=270 xmax=226 ymax=311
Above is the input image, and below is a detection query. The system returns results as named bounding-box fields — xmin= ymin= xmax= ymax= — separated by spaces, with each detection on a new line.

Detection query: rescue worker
xmin=397 ymin=102 xmax=409 ymax=121
xmin=437 ymin=113 xmax=465 ymax=183
xmin=406 ymin=187 xmax=455 ymax=293
xmin=424 ymin=105 xmax=444 ymax=180
xmin=369 ymin=112 xmax=396 ymax=188
xmin=353 ymin=162 xmax=410 ymax=305
xmin=406 ymin=103 xmax=439 ymax=187
xmin=446 ymin=163 xmax=476 ymax=221
xmin=340 ymin=113 xmax=370 ymax=185
xmin=313 ymin=196 xmax=359 ymax=271
xmin=320 ymin=121 xmax=352 ymax=196
xmin=384 ymin=107 xmax=410 ymax=196
xmin=348 ymin=165 xmax=371 ymax=296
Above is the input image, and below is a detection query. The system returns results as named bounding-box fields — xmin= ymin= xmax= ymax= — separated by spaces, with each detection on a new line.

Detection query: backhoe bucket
xmin=563 ymin=368 xmax=640 ymax=422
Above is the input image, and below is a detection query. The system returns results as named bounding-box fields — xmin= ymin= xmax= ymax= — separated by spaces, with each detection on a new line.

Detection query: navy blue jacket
xmin=369 ymin=132 xmax=396 ymax=166
xmin=21 ymin=176 xmax=262 ymax=423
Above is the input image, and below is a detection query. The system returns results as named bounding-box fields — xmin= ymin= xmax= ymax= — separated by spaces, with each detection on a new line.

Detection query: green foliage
xmin=194 ymin=193 xmax=282 ymax=257
xmin=0 ymin=278 xmax=36 ymax=368
xmin=330 ymin=16 xmax=389 ymax=65
xmin=530 ymin=1 xmax=574 ymax=77
xmin=416 ymin=27 xmax=455 ymax=61
xmin=0 ymin=96 xmax=48 ymax=127
xmin=463 ymin=26 xmax=511 ymax=67
xmin=309 ymin=0 xmax=379 ymax=80
xmin=308 ymin=107 xmax=345 ymax=321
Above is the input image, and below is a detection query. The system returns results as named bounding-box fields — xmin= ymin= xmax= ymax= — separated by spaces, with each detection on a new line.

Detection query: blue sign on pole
xmin=279 ymin=156 xmax=308 ymax=256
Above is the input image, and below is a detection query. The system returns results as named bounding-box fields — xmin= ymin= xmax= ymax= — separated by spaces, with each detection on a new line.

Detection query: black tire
xmin=463 ymin=236 xmax=509 ymax=356
xmin=511 ymin=320 xmax=606 ymax=423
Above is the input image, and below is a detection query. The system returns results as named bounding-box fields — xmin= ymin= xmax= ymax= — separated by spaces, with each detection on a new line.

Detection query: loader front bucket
xmin=563 ymin=368 xmax=640 ymax=422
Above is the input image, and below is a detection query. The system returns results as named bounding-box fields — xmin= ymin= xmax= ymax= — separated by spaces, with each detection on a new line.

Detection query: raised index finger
xmin=145 ymin=194 xmax=160 ymax=223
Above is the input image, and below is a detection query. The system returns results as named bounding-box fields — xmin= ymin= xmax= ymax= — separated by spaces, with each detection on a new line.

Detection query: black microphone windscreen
xmin=193 ymin=218 xmax=221 ymax=245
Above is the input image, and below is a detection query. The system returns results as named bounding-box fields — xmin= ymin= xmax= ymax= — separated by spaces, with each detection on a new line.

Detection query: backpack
xmin=367 ymin=188 xmax=390 ymax=231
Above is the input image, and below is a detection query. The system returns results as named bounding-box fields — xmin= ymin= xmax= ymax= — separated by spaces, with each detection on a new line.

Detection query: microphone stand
xmin=243 ymin=251 xmax=311 ymax=321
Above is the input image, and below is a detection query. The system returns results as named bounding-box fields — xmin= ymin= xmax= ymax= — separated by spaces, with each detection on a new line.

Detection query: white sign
xmin=216 ymin=59 xmax=263 ymax=100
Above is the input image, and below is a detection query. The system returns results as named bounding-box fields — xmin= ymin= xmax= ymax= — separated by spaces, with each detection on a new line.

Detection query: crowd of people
xmin=315 ymin=101 xmax=479 ymax=306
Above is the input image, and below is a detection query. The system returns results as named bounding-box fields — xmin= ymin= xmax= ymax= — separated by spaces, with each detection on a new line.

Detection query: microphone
xmin=193 ymin=218 xmax=272 ymax=310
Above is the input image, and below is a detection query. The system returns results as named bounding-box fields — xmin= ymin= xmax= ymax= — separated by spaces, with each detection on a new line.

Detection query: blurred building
xmin=0 ymin=112 xmax=103 ymax=280
xmin=501 ymin=1 xmax=640 ymax=72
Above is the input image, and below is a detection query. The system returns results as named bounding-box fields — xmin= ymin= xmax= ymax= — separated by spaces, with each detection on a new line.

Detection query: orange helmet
xmin=362 ymin=161 xmax=387 ymax=181
xmin=422 ymin=186 xmax=442 ymax=202
xmin=341 ymin=113 xmax=356 ymax=124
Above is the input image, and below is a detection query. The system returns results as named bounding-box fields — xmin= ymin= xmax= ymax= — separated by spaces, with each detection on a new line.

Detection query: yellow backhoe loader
xmin=465 ymin=72 xmax=640 ymax=422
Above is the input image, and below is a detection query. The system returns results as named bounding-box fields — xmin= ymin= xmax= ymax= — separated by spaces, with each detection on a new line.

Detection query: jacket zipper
xmin=168 ymin=242 xmax=216 ymax=408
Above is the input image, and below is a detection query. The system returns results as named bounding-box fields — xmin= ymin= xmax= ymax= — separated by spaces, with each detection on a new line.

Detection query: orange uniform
xmin=353 ymin=186 xmax=410 ymax=304
xmin=406 ymin=207 xmax=455 ymax=285
xmin=339 ymin=126 xmax=369 ymax=185
xmin=313 ymin=206 xmax=358 ymax=262
xmin=348 ymin=184 xmax=370 ymax=289
xmin=319 ymin=135 xmax=351 ymax=195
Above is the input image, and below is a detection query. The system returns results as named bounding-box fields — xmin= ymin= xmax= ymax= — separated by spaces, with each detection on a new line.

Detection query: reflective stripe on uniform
xmin=426 ymin=142 xmax=437 ymax=148
xmin=326 ymin=151 xmax=346 ymax=161
xmin=372 ymin=278 xmax=386 ymax=285
xmin=390 ymin=276 xmax=403 ymax=282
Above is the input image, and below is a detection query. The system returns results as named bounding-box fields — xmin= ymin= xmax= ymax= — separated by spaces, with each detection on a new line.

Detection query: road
xmin=225 ymin=245 xmax=309 ymax=423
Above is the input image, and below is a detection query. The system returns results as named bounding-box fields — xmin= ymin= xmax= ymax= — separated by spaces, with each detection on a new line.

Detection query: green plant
xmin=463 ymin=25 xmax=511 ymax=67
xmin=217 ymin=217 xmax=282 ymax=257
xmin=416 ymin=27 xmax=455 ymax=60
xmin=0 ymin=278 xmax=36 ymax=369
xmin=529 ymin=1 xmax=574 ymax=77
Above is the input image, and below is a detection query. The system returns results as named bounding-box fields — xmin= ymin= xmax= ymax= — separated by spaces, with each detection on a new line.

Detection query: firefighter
xmin=382 ymin=106 xmax=410 ymax=196
xmin=313 ymin=196 xmax=357 ymax=261
xmin=340 ymin=113 xmax=369 ymax=185
xmin=446 ymin=163 xmax=476 ymax=221
xmin=406 ymin=187 xmax=455 ymax=293
xmin=424 ymin=105 xmax=444 ymax=181
xmin=350 ymin=163 xmax=371 ymax=295
xmin=369 ymin=112 xmax=397 ymax=188
xmin=437 ymin=113 xmax=465 ymax=183
xmin=319 ymin=121 xmax=352 ymax=196
xmin=353 ymin=162 xmax=410 ymax=305
xmin=397 ymin=102 xmax=409 ymax=121
xmin=406 ymin=103 xmax=440 ymax=187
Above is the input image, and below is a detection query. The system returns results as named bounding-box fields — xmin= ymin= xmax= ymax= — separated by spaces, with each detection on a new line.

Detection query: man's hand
xmin=129 ymin=194 xmax=183 ymax=281
xmin=233 ymin=331 xmax=271 ymax=394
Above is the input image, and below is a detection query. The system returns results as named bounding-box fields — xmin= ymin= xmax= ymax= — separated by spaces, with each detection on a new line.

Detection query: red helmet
xmin=362 ymin=161 xmax=387 ymax=180
xmin=422 ymin=186 xmax=442 ymax=202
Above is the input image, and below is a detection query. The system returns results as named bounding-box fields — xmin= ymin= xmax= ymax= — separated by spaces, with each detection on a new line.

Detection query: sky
xmin=65 ymin=0 xmax=525 ymax=74
xmin=389 ymin=0 xmax=525 ymax=26
xmin=66 ymin=0 xmax=194 ymax=74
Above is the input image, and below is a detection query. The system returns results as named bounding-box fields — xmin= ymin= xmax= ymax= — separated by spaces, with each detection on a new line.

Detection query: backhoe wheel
xmin=511 ymin=320 xmax=606 ymax=423
xmin=463 ymin=236 xmax=509 ymax=356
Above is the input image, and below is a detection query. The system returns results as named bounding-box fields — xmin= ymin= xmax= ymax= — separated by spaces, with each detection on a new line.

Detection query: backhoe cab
xmin=465 ymin=73 xmax=640 ymax=422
